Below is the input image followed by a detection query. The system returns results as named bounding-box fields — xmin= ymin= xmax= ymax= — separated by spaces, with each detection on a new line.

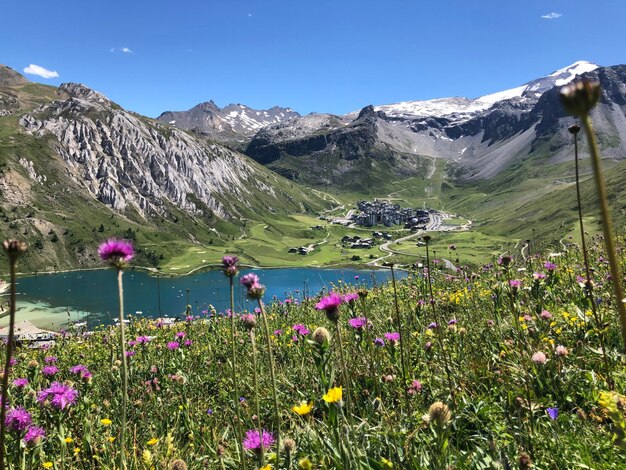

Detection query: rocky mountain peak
xmin=0 ymin=64 xmax=29 ymax=86
xmin=57 ymin=83 xmax=110 ymax=104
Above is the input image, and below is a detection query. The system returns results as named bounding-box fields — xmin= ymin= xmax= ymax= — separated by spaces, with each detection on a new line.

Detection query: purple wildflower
xmin=374 ymin=337 xmax=385 ymax=347
xmin=540 ymin=310 xmax=553 ymax=320
xmin=37 ymin=382 xmax=78 ymax=410
xmin=183 ymin=339 xmax=193 ymax=347
xmin=175 ymin=331 xmax=186 ymax=339
xmin=315 ymin=293 xmax=343 ymax=321
xmin=274 ymin=329 xmax=283 ymax=336
xmin=23 ymin=426 xmax=46 ymax=446
xmin=242 ymin=429 xmax=275 ymax=452
xmin=547 ymin=407 xmax=558 ymax=420
xmin=5 ymin=407 xmax=32 ymax=432
xmin=136 ymin=336 xmax=151 ymax=344
xmin=70 ymin=365 xmax=89 ymax=375
xmin=532 ymin=351 xmax=547 ymax=365
xmin=167 ymin=341 xmax=180 ymax=350
xmin=44 ymin=356 xmax=57 ymax=363
xmin=222 ymin=255 xmax=239 ymax=277
xmin=42 ymin=365 xmax=58 ymax=377
xmin=343 ymin=292 xmax=359 ymax=303
xmin=348 ymin=317 xmax=367 ymax=330
xmin=509 ymin=280 xmax=521 ymax=288
xmin=98 ymin=239 xmax=134 ymax=263
xmin=292 ymin=324 xmax=310 ymax=335
xmin=12 ymin=378 xmax=28 ymax=388
xmin=447 ymin=319 xmax=457 ymax=325
xmin=125 ymin=351 xmax=136 ymax=357
xmin=384 ymin=332 xmax=400 ymax=343
xmin=240 ymin=273 xmax=260 ymax=289
xmin=544 ymin=261 xmax=557 ymax=271
xmin=534 ymin=272 xmax=546 ymax=280
xmin=427 ymin=322 xmax=438 ymax=329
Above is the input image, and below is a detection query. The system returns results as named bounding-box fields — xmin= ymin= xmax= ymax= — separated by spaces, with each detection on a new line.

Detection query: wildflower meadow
xmin=1 ymin=81 xmax=626 ymax=469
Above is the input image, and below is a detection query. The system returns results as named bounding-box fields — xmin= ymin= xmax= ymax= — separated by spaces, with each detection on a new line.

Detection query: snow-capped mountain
xmin=157 ymin=101 xmax=300 ymax=141
xmin=366 ymin=61 xmax=599 ymax=123
xmin=244 ymin=62 xmax=626 ymax=187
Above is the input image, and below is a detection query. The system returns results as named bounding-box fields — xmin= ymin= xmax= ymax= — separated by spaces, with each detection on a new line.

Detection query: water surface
xmin=6 ymin=267 xmax=405 ymax=330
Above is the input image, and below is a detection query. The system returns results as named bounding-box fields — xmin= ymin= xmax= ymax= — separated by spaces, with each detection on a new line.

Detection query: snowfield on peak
xmin=365 ymin=61 xmax=599 ymax=124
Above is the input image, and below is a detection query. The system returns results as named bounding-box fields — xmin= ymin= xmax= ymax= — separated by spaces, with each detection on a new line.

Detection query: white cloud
xmin=110 ymin=47 xmax=134 ymax=54
xmin=248 ymin=13 xmax=253 ymax=17
xmin=541 ymin=12 xmax=562 ymax=19
xmin=23 ymin=64 xmax=59 ymax=79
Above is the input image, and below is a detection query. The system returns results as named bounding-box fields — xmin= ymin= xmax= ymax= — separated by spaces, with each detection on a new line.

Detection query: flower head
xmin=12 ymin=378 xmax=29 ymax=388
xmin=560 ymin=79 xmax=601 ymax=117
xmin=242 ymin=429 xmax=275 ymax=453
xmin=315 ymin=293 xmax=343 ymax=322
xmin=343 ymin=292 xmax=359 ymax=303
xmin=547 ymin=407 xmax=558 ymax=420
xmin=531 ymin=351 xmax=547 ymax=365
xmin=292 ymin=401 xmax=313 ymax=416
xmin=428 ymin=401 xmax=451 ymax=427
xmin=384 ymin=332 xmax=400 ymax=343
xmin=240 ymin=273 xmax=260 ymax=289
xmin=322 ymin=386 xmax=343 ymax=404
xmin=5 ymin=407 xmax=32 ymax=432
xmin=312 ymin=327 xmax=331 ymax=345
xmin=98 ymin=239 xmax=134 ymax=267
xmin=222 ymin=255 xmax=239 ymax=277
xmin=23 ymin=426 xmax=46 ymax=446
xmin=348 ymin=317 xmax=367 ymax=330
xmin=37 ymin=382 xmax=79 ymax=410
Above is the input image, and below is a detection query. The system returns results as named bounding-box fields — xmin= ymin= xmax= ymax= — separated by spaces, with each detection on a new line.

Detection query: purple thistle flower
xmin=384 ymin=332 xmax=400 ymax=343
xmin=509 ymin=280 xmax=521 ymax=288
xmin=427 ymin=322 xmax=438 ymax=330
xmin=240 ymin=273 xmax=260 ymax=289
xmin=316 ymin=293 xmax=343 ymax=322
xmin=374 ymin=337 xmax=385 ymax=347
xmin=547 ymin=407 xmax=558 ymax=420
xmin=274 ymin=329 xmax=283 ymax=336
xmin=44 ymin=356 xmax=57 ymax=363
xmin=544 ymin=261 xmax=557 ymax=271
xmin=292 ymin=324 xmax=310 ymax=335
xmin=447 ymin=319 xmax=457 ymax=325
xmin=222 ymin=255 xmax=239 ymax=277
xmin=98 ymin=239 xmax=134 ymax=263
xmin=37 ymin=382 xmax=78 ymax=410
xmin=167 ymin=341 xmax=180 ymax=350
xmin=5 ymin=407 xmax=32 ymax=432
xmin=175 ymin=331 xmax=186 ymax=339
xmin=242 ymin=429 xmax=275 ymax=452
xmin=42 ymin=365 xmax=58 ymax=377
xmin=12 ymin=378 xmax=29 ymax=388
xmin=70 ymin=365 xmax=89 ymax=375
xmin=125 ymin=350 xmax=136 ymax=357
xmin=348 ymin=317 xmax=367 ymax=330
xmin=183 ymin=339 xmax=193 ymax=347
xmin=23 ymin=426 xmax=46 ymax=446
xmin=343 ymin=292 xmax=359 ymax=303
xmin=136 ymin=335 xmax=151 ymax=344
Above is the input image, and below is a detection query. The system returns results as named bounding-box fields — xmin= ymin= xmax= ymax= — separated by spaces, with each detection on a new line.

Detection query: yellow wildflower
xmin=73 ymin=447 xmax=81 ymax=454
xmin=147 ymin=438 xmax=158 ymax=446
xmin=322 ymin=387 xmax=342 ymax=403
xmin=260 ymin=465 xmax=272 ymax=470
xmin=64 ymin=437 xmax=73 ymax=444
xmin=43 ymin=463 xmax=53 ymax=469
xmin=292 ymin=401 xmax=313 ymax=416
xmin=381 ymin=457 xmax=394 ymax=468
xmin=100 ymin=418 xmax=112 ymax=426
xmin=107 ymin=437 xmax=116 ymax=443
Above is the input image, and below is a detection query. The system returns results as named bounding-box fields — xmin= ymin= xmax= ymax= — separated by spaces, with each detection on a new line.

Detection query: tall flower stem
xmin=257 ymin=299 xmax=281 ymax=465
xmin=581 ymin=114 xmax=626 ymax=351
xmin=425 ymin=239 xmax=455 ymax=401
xmin=333 ymin=321 xmax=352 ymax=419
xmin=0 ymin=248 xmax=21 ymax=470
xmin=117 ymin=269 xmax=128 ymax=470
xmin=249 ymin=330 xmax=265 ymax=467
xmin=389 ymin=265 xmax=409 ymax=412
xmin=229 ymin=278 xmax=246 ymax=469
xmin=571 ymin=124 xmax=613 ymax=388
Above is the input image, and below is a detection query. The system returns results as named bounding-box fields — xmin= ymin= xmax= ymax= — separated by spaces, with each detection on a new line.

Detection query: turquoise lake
xmin=9 ymin=267 xmax=406 ymax=330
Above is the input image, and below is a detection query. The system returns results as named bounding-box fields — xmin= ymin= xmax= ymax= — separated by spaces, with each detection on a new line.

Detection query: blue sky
xmin=2 ymin=0 xmax=625 ymax=117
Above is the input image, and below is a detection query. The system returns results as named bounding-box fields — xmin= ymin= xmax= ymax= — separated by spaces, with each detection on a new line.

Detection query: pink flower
xmin=531 ymin=351 xmax=547 ymax=365
xmin=98 ymin=239 xmax=134 ymax=263
xmin=242 ymin=429 xmax=275 ymax=453
xmin=240 ymin=273 xmax=260 ymax=289
xmin=37 ymin=382 xmax=78 ymax=410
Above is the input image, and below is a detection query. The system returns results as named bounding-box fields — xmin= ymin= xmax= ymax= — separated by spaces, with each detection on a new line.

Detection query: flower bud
xmin=560 ymin=80 xmax=601 ymax=117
